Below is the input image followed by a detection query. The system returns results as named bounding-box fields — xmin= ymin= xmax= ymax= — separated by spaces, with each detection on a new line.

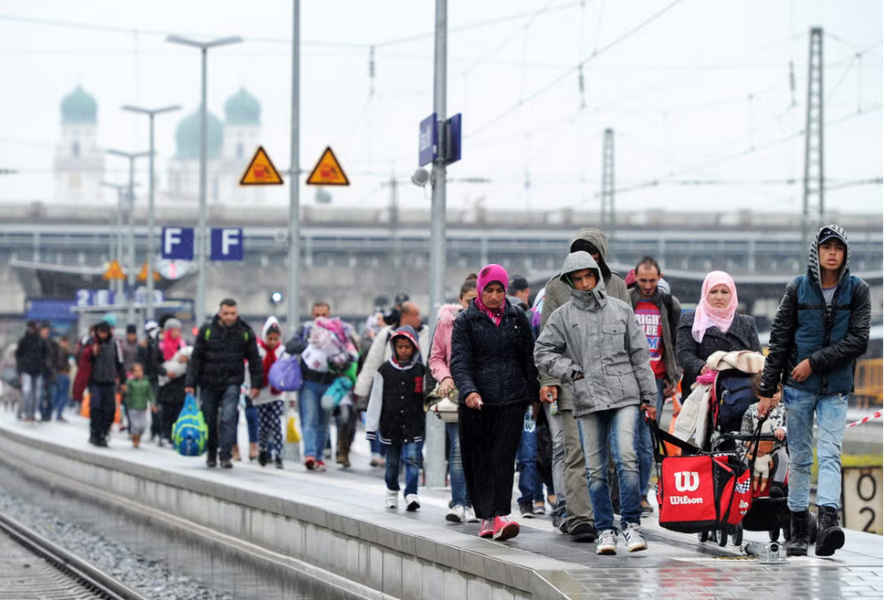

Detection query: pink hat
xmin=477 ymin=264 xmax=509 ymax=296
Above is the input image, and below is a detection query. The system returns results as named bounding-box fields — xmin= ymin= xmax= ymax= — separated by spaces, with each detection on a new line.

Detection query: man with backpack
xmin=758 ymin=225 xmax=871 ymax=557
xmin=631 ymin=256 xmax=683 ymax=515
xmin=185 ymin=298 xmax=262 ymax=469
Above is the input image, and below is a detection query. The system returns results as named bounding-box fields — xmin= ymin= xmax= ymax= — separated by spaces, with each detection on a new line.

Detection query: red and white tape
xmin=847 ymin=411 xmax=882 ymax=429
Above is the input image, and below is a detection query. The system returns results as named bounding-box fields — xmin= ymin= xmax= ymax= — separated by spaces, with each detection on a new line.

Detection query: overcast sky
xmin=0 ymin=0 xmax=881 ymax=215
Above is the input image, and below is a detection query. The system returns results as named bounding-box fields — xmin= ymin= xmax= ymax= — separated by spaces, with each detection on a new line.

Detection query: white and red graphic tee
xmin=634 ymin=300 xmax=667 ymax=379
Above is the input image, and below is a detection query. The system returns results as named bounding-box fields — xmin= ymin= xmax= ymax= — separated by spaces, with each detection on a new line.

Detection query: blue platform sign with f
xmin=162 ymin=227 xmax=194 ymax=260
xmin=210 ymin=228 xmax=243 ymax=261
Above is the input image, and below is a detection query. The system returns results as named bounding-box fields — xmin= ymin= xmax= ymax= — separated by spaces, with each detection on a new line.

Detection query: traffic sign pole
xmin=425 ymin=0 xmax=448 ymax=488
xmin=288 ymin=0 xmax=301 ymax=335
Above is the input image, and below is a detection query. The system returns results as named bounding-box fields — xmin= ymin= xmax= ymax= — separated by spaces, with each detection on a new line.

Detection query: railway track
xmin=0 ymin=510 xmax=152 ymax=600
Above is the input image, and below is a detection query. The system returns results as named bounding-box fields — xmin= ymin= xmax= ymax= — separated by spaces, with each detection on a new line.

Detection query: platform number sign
xmin=842 ymin=466 xmax=883 ymax=534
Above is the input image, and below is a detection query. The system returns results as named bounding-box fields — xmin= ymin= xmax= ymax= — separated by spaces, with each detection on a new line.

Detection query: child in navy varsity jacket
xmin=366 ymin=325 xmax=426 ymax=512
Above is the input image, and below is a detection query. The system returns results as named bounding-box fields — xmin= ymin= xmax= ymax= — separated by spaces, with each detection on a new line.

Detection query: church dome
xmin=175 ymin=109 xmax=224 ymax=160
xmin=224 ymin=88 xmax=261 ymax=126
xmin=61 ymin=86 xmax=98 ymax=124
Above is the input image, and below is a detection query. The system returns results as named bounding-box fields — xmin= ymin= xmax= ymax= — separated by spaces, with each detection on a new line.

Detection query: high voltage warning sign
xmin=306 ymin=147 xmax=349 ymax=186
xmin=240 ymin=146 xmax=284 ymax=185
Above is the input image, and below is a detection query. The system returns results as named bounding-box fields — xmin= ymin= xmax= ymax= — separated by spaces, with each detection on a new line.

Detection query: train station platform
xmin=0 ymin=412 xmax=880 ymax=600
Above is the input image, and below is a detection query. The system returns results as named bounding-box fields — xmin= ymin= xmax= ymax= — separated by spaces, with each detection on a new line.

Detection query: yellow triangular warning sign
xmin=306 ymin=147 xmax=349 ymax=186
xmin=103 ymin=259 xmax=126 ymax=281
xmin=240 ymin=146 xmax=284 ymax=186
xmin=137 ymin=262 xmax=160 ymax=282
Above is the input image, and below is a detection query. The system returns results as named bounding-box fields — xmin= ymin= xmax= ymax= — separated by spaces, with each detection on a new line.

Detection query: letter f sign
xmin=674 ymin=471 xmax=700 ymax=492
xmin=162 ymin=227 xmax=194 ymax=260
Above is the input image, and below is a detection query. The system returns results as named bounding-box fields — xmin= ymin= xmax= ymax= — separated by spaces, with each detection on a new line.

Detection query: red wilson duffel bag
xmin=656 ymin=452 xmax=752 ymax=533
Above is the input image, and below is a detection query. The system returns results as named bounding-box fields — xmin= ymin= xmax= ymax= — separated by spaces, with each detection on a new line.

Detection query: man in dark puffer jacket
xmin=186 ymin=298 xmax=262 ymax=469
xmin=758 ymin=224 xmax=871 ymax=558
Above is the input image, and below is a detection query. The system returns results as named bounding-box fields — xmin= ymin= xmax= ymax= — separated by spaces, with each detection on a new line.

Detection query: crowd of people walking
xmin=3 ymin=223 xmax=870 ymax=559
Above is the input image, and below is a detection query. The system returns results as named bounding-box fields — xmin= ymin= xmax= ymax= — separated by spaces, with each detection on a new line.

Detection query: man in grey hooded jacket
xmin=535 ymin=251 xmax=657 ymax=555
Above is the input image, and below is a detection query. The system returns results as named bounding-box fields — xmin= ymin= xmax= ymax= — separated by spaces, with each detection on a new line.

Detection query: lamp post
xmin=100 ymin=181 xmax=130 ymax=295
xmin=167 ymin=34 xmax=242 ymax=326
xmin=106 ymin=149 xmax=151 ymax=327
xmin=122 ymin=105 xmax=181 ymax=320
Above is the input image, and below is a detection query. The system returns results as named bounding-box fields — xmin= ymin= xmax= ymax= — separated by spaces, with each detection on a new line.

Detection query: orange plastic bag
xmin=114 ymin=393 xmax=122 ymax=424
xmin=663 ymin=382 xmax=683 ymax=457
xmin=80 ymin=391 xmax=90 ymax=418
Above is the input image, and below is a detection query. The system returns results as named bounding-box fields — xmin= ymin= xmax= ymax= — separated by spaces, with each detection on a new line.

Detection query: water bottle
xmin=523 ymin=407 xmax=536 ymax=433
xmin=548 ymin=391 xmax=558 ymax=416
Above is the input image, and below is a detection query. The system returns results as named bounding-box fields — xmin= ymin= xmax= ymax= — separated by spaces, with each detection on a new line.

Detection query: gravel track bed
xmin=0 ymin=485 xmax=230 ymax=600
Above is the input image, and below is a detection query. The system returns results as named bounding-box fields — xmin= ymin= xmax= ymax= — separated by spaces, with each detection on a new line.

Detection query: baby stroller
xmin=694 ymin=367 xmax=817 ymax=548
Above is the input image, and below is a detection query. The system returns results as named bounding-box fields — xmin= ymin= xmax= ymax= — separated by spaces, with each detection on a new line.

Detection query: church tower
xmin=54 ymin=86 xmax=104 ymax=203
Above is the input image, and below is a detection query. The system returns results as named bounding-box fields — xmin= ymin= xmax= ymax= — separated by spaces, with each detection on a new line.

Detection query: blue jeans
xmin=579 ymin=405 xmax=642 ymax=532
xmin=784 ymin=387 xmax=849 ymax=512
xmin=385 ymin=441 xmax=421 ymax=496
xmin=635 ymin=399 xmax=655 ymax=497
xmin=244 ymin=405 xmax=259 ymax=443
xmin=517 ymin=426 xmax=540 ymax=506
xmin=447 ymin=422 xmax=470 ymax=507
xmin=54 ymin=374 xmax=70 ymax=419
xmin=200 ymin=385 xmax=240 ymax=460
xmin=299 ymin=380 xmax=332 ymax=460
xmin=20 ymin=373 xmax=44 ymax=420
xmin=43 ymin=379 xmax=57 ymax=420
xmin=654 ymin=378 xmax=666 ymax=426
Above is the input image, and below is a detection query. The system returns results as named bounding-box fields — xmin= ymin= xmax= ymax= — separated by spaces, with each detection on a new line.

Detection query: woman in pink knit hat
xmin=450 ymin=264 xmax=540 ymax=541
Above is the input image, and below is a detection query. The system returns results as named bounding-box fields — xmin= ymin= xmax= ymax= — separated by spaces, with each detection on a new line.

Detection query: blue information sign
xmin=162 ymin=227 xmax=195 ymax=260
xmin=447 ymin=113 xmax=462 ymax=165
xmin=210 ymin=228 xmax=244 ymax=261
xmin=419 ymin=113 xmax=438 ymax=166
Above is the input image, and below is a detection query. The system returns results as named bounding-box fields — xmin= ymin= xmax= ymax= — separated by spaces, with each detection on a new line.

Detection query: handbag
xmin=424 ymin=383 xmax=459 ymax=423
xmin=649 ymin=417 xmax=761 ymax=534
xmin=267 ymin=353 xmax=304 ymax=392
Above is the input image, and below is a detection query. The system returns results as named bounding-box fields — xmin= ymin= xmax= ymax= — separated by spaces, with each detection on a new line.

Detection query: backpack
xmin=714 ymin=371 xmax=756 ymax=433
xmin=267 ymin=353 xmax=304 ymax=392
xmin=172 ymin=393 xmax=209 ymax=457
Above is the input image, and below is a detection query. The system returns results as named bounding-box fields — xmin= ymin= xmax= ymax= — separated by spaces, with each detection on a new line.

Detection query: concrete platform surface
xmin=0 ymin=411 xmax=881 ymax=600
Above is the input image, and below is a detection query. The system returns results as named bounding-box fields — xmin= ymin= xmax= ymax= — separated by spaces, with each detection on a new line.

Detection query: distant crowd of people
xmin=4 ymin=223 xmax=869 ymax=558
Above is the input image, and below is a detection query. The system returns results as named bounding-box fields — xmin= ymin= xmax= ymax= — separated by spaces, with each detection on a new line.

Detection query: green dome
xmin=175 ymin=109 xmax=224 ymax=160
xmin=61 ymin=86 xmax=97 ymax=124
xmin=224 ymin=88 xmax=260 ymax=125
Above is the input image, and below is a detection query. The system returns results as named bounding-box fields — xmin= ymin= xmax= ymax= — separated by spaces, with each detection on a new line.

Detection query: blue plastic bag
xmin=172 ymin=393 xmax=208 ymax=457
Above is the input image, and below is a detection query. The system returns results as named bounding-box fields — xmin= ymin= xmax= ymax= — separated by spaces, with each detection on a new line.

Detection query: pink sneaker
xmin=493 ymin=516 xmax=520 ymax=541
xmin=479 ymin=518 xmax=495 ymax=539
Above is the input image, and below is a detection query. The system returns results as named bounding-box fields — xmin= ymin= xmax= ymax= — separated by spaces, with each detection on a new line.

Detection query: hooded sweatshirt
xmin=537 ymin=228 xmax=630 ymax=389
xmin=365 ymin=326 xmax=426 ymax=445
xmin=254 ymin=316 xmax=286 ymax=405
xmin=759 ymin=224 xmax=871 ymax=397
xmin=534 ymin=252 xmax=657 ymax=417
xmin=428 ymin=303 xmax=463 ymax=383
xmin=354 ymin=320 xmax=431 ymax=398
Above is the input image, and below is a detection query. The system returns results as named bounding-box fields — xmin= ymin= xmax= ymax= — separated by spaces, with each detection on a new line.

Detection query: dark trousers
xmin=459 ymin=402 xmax=525 ymax=519
xmin=200 ymin=385 xmax=240 ymax=460
xmin=161 ymin=399 xmax=185 ymax=441
xmin=89 ymin=383 xmax=116 ymax=441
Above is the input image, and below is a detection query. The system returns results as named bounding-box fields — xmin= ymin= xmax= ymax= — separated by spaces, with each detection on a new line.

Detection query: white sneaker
xmin=385 ymin=490 xmax=398 ymax=509
xmin=405 ymin=494 xmax=421 ymax=512
xmin=464 ymin=506 xmax=480 ymax=523
xmin=623 ymin=523 xmax=648 ymax=552
xmin=446 ymin=505 xmax=465 ymax=523
xmin=596 ymin=529 xmax=618 ymax=555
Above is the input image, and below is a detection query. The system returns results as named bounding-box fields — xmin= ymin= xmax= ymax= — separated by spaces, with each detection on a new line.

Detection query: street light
xmin=106 ymin=149 xmax=151 ymax=327
xmin=167 ymin=34 xmax=242 ymax=326
xmin=122 ymin=104 xmax=181 ymax=321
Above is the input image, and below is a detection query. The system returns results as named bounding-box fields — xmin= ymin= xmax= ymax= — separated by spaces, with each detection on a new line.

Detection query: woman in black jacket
xmin=450 ymin=264 xmax=539 ymax=542
xmin=676 ymin=270 xmax=762 ymax=386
